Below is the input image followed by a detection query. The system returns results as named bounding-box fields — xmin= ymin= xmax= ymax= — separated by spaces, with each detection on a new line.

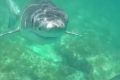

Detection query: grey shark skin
xmin=0 ymin=0 xmax=68 ymax=39
xmin=1 ymin=0 xmax=81 ymax=38
xmin=21 ymin=0 xmax=68 ymax=38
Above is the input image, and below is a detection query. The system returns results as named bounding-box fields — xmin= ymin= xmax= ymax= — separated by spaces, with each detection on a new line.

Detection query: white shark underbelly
xmin=0 ymin=0 xmax=80 ymax=39
xmin=21 ymin=0 xmax=68 ymax=38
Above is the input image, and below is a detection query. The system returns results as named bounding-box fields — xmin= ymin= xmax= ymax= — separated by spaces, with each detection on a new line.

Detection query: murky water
xmin=0 ymin=0 xmax=120 ymax=80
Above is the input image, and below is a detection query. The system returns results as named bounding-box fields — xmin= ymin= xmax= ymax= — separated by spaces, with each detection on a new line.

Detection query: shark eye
xmin=38 ymin=27 xmax=42 ymax=31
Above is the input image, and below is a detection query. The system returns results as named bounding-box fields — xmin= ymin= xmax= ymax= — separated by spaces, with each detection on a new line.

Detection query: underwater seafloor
xmin=0 ymin=0 xmax=120 ymax=80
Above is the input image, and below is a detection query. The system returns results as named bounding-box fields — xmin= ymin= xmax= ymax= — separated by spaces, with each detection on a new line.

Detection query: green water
xmin=0 ymin=0 xmax=120 ymax=80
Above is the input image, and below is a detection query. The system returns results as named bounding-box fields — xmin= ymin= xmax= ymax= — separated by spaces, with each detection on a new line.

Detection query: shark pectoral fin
xmin=0 ymin=27 xmax=20 ymax=37
xmin=65 ymin=31 xmax=82 ymax=37
xmin=6 ymin=0 xmax=20 ymax=28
